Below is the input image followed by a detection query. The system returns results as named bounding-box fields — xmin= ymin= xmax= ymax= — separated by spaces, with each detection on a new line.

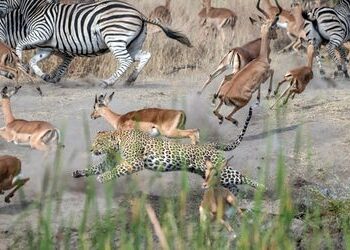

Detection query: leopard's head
xmin=91 ymin=131 xmax=119 ymax=156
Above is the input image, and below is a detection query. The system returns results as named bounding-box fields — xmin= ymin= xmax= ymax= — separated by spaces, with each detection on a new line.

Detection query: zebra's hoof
xmin=100 ymin=80 xmax=112 ymax=88
xmin=42 ymin=74 xmax=58 ymax=83
xmin=124 ymin=77 xmax=136 ymax=86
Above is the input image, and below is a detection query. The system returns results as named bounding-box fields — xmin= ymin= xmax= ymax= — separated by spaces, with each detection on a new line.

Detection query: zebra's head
xmin=0 ymin=0 xmax=20 ymax=18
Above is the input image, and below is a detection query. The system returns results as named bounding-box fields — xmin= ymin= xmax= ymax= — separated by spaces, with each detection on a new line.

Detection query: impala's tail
xmin=143 ymin=17 xmax=192 ymax=47
xmin=42 ymin=129 xmax=64 ymax=148
xmin=214 ymin=106 xmax=253 ymax=151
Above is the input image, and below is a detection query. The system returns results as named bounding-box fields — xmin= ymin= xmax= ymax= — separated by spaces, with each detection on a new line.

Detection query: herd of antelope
xmin=0 ymin=0 xmax=342 ymax=232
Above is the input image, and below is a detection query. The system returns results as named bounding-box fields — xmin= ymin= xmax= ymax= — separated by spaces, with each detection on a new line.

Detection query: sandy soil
xmin=0 ymin=53 xmax=350 ymax=248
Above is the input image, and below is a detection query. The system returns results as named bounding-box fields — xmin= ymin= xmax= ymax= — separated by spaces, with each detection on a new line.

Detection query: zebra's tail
xmin=214 ymin=106 xmax=253 ymax=151
xmin=143 ymin=17 xmax=192 ymax=47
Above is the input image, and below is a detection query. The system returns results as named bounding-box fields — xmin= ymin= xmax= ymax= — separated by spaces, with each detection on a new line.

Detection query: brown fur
xmin=149 ymin=0 xmax=172 ymax=33
xmin=91 ymin=93 xmax=200 ymax=144
xmin=212 ymin=0 xmax=281 ymax=125
xmin=0 ymin=42 xmax=42 ymax=95
xmin=260 ymin=0 xmax=306 ymax=53
xmin=0 ymin=155 xmax=29 ymax=203
xmin=199 ymin=38 xmax=262 ymax=95
xmin=198 ymin=0 xmax=237 ymax=44
xmin=0 ymin=87 xmax=60 ymax=151
xmin=271 ymin=44 xmax=314 ymax=107
xmin=199 ymin=160 xmax=242 ymax=232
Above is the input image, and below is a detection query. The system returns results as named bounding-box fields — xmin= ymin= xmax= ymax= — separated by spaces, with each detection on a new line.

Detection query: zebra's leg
xmin=315 ymin=51 xmax=325 ymax=76
xmin=326 ymin=42 xmax=346 ymax=78
xmin=28 ymin=49 xmax=53 ymax=79
xmin=102 ymin=45 xmax=133 ymax=87
xmin=42 ymin=54 xmax=74 ymax=83
xmin=16 ymin=30 xmax=53 ymax=64
xmin=124 ymin=23 xmax=149 ymax=85
xmin=336 ymin=46 xmax=349 ymax=78
xmin=125 ymin=50 xmax=151 ymax=85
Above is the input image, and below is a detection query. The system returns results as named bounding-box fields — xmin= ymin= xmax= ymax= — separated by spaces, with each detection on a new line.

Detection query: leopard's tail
xmin=241 ymin=175 xmax=265 ymax=190
xmin=214 ymin=106 xmax=252 ymax=151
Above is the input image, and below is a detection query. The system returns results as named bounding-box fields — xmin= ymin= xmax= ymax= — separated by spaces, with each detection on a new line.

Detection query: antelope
xmin=0 ymin=155 xmax=29 ymax=203
xmin=91 ymin=92 xmax=200 ymax=144
xmin=0 ymin=86 xmax=61 ymax=151
xmin=199 ymin=159 xmax=242 ymax=233
xmin=270 ymin=44 xmax=314 ymax=108
xmin=198 ymin=38 xmax=262 ymax=97
xmin=212 ymin=0 xmax=281 ymax=125
xmin=0 ymin=42 xmax=42 ymax=95
xmin=149 ymin=0 xmax=172 ymax=27
xmin=260 ymin=0 xmax=306 ymax=53
xmin=198 ymin=0 xmax=237 ymax=45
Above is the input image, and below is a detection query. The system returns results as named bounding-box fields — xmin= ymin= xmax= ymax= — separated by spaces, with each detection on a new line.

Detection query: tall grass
xmin=7 ymin=113 xmax=350 ymax=250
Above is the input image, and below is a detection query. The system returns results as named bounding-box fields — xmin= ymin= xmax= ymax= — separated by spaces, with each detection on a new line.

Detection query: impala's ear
xmin=98 ymin=94 xmax=104 ymax=103
xmin=94 ymin=94 xmax=98 ymax=104
xmin=107 ymin=92 xmax=115 ymax=103
xmin=249 ymin=17 xmax=257 ymax=25
xmin=1 ymin=86 xmax=7 ymax=97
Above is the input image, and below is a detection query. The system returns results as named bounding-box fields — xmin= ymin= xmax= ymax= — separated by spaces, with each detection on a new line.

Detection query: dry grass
xmin=34 ymin=0 xmax=291 ymax=82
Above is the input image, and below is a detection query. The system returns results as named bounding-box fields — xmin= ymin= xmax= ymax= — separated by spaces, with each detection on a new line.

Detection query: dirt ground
xmin=0 ymin=53 xmax=350 ymax=248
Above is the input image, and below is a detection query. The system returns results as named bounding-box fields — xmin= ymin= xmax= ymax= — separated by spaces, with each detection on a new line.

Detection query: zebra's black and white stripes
xmin=0 ymin=7 xmax=74 ymax=82
xmin=303 ymin=1 xmax=350 ymax=78
xmin=0 ymin=0 xmax=192 ymax=86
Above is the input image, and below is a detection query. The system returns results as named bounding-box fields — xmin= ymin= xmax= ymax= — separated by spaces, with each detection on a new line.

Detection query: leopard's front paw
xmin=72 ymin=170 xmax=85 ymax=178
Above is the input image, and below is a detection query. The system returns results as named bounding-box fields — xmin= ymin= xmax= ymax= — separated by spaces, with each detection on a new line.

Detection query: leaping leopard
xmin=72 ymin=107 xmax=262 ymax=193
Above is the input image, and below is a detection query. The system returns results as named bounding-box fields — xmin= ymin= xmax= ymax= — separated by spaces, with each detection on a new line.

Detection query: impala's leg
xmin=221 ymin=219 xmax=234 ymax=232
xmin=4 ymin=177 xmax=29 ymax=203
xmin=273 ymin=78 xmax=288 ymax=96
xmin=29 ymin=135 xmax=49 ymax=151
xmin=266 ymin=69 xmax=274 ymax=99
xmin=283 ymin=89 xmax=294 ymax=105
xmin=270 ymin=83 xmax=292 ymax=109
xmin=256 ymin=85 xmax=261 ymax=105
xmin=225 ymin=105 xmax=241 ymax=126
xmin=213 ymin=78 xmax=229 ymax=104
xmin=96 ymin=159 xmax=144 ymax=183
xmin=291 ymin=92 xmax=296 ymax=99
xmin=213 ymin=100 xmax=225 ymax=124
xmin=199 ymin=62 xmax=230 ymax=95
xmin=29 ymin=49 xmax=53 ymax=79
xmin=163 ymin=128 xmax=200 ymax=145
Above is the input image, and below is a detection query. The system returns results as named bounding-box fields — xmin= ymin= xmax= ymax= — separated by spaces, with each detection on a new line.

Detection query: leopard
xmin=72 ymin=107 xmax=262 ymax=193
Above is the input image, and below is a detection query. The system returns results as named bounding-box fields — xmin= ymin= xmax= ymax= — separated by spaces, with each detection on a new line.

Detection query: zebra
xmin=302 ymin=1 xmax=350 ymax=78
xmin=0 ymin=0 xmax=192 ymax=87
xmin=0 ymin=8 xmax=73 ymax=83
